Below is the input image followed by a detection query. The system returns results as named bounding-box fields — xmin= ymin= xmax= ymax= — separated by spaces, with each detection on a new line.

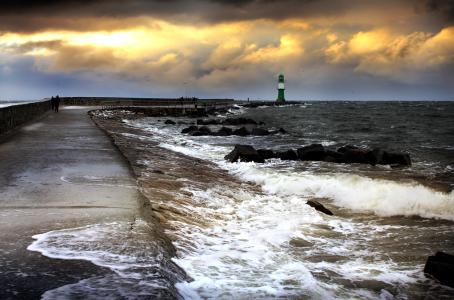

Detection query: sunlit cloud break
xmin=1 ymin=0 xmax=453 ymax=100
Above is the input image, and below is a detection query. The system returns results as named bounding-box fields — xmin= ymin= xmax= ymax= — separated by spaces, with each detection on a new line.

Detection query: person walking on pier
xmin=54 ymin=95 xmax=60 ymax=112
xmin=51 ymin=96 xmax=55 ymax=111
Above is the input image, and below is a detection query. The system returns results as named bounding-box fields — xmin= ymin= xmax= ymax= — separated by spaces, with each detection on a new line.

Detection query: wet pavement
xmin=0 ymin=107 xmax=148 ymax=299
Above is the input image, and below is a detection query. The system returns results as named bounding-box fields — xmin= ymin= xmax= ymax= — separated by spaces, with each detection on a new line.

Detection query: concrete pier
xmin=0 ymin=107 xmax=181 ymax=299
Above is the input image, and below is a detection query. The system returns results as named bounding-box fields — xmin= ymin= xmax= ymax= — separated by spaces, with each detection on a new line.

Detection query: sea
xmin=30 ymin=101 xmax=454 ymax=299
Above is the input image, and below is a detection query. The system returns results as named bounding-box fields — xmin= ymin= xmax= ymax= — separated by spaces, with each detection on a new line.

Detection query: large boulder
xmin=325 ymin=150 xmax=343 ymax=162
xmin=189 ymin=131 xmax=209 ymax=136
xmin=424 ymin=251 xmax=454 ymax=288
xmin=199 ymin=126 xmax=212 ymax=133
xmin=277 ymin=149 xmax=299 ymax=161
xmin=337 ymin=145 xmax=358 ymax=154
xmin=181 ymin=126 xmax=199 ymax=133
xmin=365 ymin=148 xmax=385 ymax=164
xmin=223 ymin=118 xmax=242 ymax=125
xmin=339 ymin=151 xmax=374 ymax=165
xmin=251 ymin=128 xmax=269 ymax=136
xmin=258 ymin=149 xmax=276 ymax=159
xmin=213 ymin=126 xmax=233 ymax=136
xmin=279 ymin=128 xmax=288 ymax=134
xmin=202 ymin=119 xmax=219 ymax=125
xmin=383 ymin=152 xmax=411 ymax=166
xmin=245 ymin=118 xmax=258 ymax=125
xmin=297 ymin=144 xmax=326 ymax=161
xmin=237 ymin=117 xmax=247 ymax=124
xmin=233 ymin=127 xmax=250 ymax=136
xmin=224 ymin=145 xmax=265 ymax=163
xmin=306 ymin=200 xmax=333 ymax=215
xmin=164 ymin=119 xmax=176 ymax=125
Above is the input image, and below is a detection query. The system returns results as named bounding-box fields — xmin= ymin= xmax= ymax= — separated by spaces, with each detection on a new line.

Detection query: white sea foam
xmin=28 ymin=220 xmax=181 ymax=299
xmin=228 ymin=163 xmax=454 ymax=220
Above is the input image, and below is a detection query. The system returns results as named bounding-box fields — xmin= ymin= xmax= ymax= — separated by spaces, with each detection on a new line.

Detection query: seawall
xmin=0 ymin=100 xmax=51 ymax=135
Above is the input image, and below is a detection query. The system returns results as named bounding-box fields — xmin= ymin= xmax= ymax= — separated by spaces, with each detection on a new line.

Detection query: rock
xmin=337 ymin=145 xmax=358 ymax=154
xmin=150 ymin=169 xmax=165 ymax=174
xmin=197 ymin=119 xmax=203 ymax=125
xmin=201 ymin=119 xmax=218 ymax=125
xmin=237 ymin=117 xmax=247 ymax=124
xmin=424 ymin=251 xmax=454 ymax=288
xmin=189 ymin=131 xmax=209 ymax=136
xmin=232 ymin=127 xmax=250 ymax=136
xmin=257 ymin=149 xmax=276 ymax=159
xmin=269 ymin=130 xmax=279 ymax=135
xmin=224 ymin=118 xmax=241 ymax=125
xmin=224 ymin=145 xmax=265 ymax=163
xmin=325 ymin=150 xmax=343 ymax=162
xmin=245 ymin=118 xmax=258 ymax=125
xmin=177 ymin=121 xmax=188 ymax=125
xmin=199 ymin=126 xmax=212 ymax=133
xmin=339 ymin=151 xmax=374 ymax=165
xmin=289 ymin=238 xmax=312 ymax=248
xmin=306 ymin=200 xmax=333 ymax=215
xmin=251 ymin=128 xmax=269 ymax=136
xmin=164 ymin=119 xmax=176 ymax=124
xmin=277 ymin=149 xmax=299 ymax=161
xmin=154 ymin=211 xmax=167 ymax=223
xmin=214 ymin=126 xmax=233 ymax=136
xmin=366 ymin=148 xmax=385 ymax=164
xmin=383 ymin=152 xmax=411 ymax=166
xmin=258 ymin=121 xmax=266 ymax=125
xmin=297 ymin=144 xmax=326 ymax=161
xmin=279 ymin=128 xmax=288 ymax=134
xmin=181 ymin=125 xmax=199 ymax=133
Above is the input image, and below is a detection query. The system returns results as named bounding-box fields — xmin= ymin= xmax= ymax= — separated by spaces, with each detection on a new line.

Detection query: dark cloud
xmin=425 ymin=0 xmax=454 ymax=24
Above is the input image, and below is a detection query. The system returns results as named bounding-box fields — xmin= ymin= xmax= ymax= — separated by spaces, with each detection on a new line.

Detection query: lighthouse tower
xmin=277 ymin=74 xmax=285 ymax=102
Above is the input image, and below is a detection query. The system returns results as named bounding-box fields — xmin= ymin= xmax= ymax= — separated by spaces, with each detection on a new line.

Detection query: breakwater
xmin=0 ymin=100 xmax=51 ymax=135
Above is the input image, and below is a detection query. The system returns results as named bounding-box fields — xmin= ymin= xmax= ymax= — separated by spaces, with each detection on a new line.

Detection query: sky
xmin=0 ymin=0 xmax=453 ymax=101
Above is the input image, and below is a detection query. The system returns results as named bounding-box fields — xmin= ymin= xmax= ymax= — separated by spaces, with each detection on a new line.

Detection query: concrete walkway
xmin=0 ymin=107 xmax=147 ymax=299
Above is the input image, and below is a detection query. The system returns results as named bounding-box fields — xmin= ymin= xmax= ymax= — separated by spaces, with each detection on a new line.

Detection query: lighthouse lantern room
xmin=277 ymin=74 xmax=285 ymax=102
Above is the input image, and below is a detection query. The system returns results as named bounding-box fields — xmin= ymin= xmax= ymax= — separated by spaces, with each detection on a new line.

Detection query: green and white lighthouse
xmin=277 ymin=74 xmax=285 ymax=102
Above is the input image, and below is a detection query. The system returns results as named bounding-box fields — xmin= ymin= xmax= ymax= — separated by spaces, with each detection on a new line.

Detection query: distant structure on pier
xmin=277 ymin=74 xmax=285 ymax=102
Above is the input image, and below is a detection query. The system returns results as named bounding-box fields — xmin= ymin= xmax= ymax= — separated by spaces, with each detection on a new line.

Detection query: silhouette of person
xmin=51 ymin=96 xmax=55 ymax=111
xmin=55 ymin=95 xmax=60 ymax=112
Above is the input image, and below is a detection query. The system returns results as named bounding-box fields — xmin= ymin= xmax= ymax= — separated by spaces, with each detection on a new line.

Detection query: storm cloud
xmin=0 ymin=0 xmax=453 ymax=100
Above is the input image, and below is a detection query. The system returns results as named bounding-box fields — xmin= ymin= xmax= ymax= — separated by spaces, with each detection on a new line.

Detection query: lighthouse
xmin=277 ymin=74 xmax=285 ymax=102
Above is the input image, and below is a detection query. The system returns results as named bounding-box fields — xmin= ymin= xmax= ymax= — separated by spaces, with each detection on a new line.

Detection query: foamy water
xmin=29 ymin=102 xmax=454 ymax=299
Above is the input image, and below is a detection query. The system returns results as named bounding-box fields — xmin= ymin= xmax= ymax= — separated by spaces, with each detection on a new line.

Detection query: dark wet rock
xmin=322 ymin=156 xmax=338 ymax=163
xmin=277 ymin=149 xmax=299 ymax=161
xmin=383 ymin=152 xmax=411 ymax=166
xmin=164 ymin=120 xmax=176 ymax=125
xmin=189 ymin=131 xmax=209 ymax=136
xmin=245 ymin=118 xmax=258 ymax=125
xmin=269 ymin=130 xmax=279 ymax=135
xmin=196 ymin=119 xmax=203 ymax=125
xmin=289 ymin=238 xmax=312 ymax=248
xmin=233 ymin=127 xmax=250 ymax=136
xmin=223 ymin=118 xmax=241 ymax=125
xmin=339 ymin=151 xmax=374 ymax=165
xmin=337 ymin=145 xmax=358 ymax=154
xmin=366 ymin=148 xmax=385 ymax=164
xmin=181 ymin=126 xmax=199 ymax=133
xmin=306 ymin=200 xmax=333 ymax=215
xmin=199 ymin=126 xmax=212 ymax=133
xmin=279 ymin=128 xmax=288 ymax=134
xmin=224 ymin=145 xmax=265 ymax=163
xmin=251 ymin=128 xmax=269 ymax=136
xmin=237 ymin=117 xmax=247 ymax=124
xmin=325 ymin=150 xmax=343 ymax=162
xmin=214 ymin=127 xmax=233 ymax=136
xmin=297 ymin=144 xmax=326 ymax=161
xmin=257 ymin=149 xmax=276 ymax=159
xmin=258 ymin=121 xmax=266 ymax=125
xmin=150 ymin=169 xmax=165 ymax=174
xmin=424 ymin=251 xmax=454 ymax=288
